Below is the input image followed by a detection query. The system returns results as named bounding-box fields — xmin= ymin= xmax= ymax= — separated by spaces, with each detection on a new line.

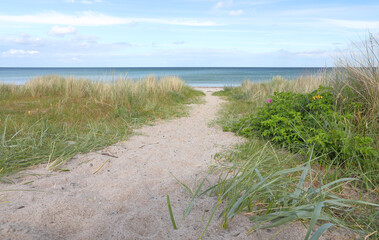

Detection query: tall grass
xmin=327 ymin=35 xmax=379 ymax=186
xmin=0 ymin=75 xmax=204 ymax=176
xmin=240 ymin=74 xmax=327 ymax=103
xmin=215 ymin=74 xmax=326 ymax=105
xmin=329 ymin=33 xmax=379 ymax=132
xmin=186 ymin=141 xmax=378 ymax=239
xmin=202 ymin=35 xmax=379 ymax=239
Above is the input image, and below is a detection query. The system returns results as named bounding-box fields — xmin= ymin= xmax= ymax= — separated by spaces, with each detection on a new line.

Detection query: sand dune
xmin=0 ymin=88 xmax=355 ymax=240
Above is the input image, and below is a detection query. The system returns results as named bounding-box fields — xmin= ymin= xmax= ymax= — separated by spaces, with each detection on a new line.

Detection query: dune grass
xmin=329 ymin=33 xmax=379 ymax=134
xmin=191 ymin=141 xmax=378 ymax=239
xmin=0 ymin=75 xmax=204 ymax=177
xmin=191 ymin=36 xmax=379 ymax=239
xmin=199 ymin=77 xmax=379 ymax=239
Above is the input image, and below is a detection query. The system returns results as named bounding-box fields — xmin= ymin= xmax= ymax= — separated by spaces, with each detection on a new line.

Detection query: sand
xmin=0 ymin=88 xmax=357 ymax=240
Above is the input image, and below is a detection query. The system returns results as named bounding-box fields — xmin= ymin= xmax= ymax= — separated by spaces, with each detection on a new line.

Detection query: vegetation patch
xmin=0 ymin=75 xmax=204 ymax=177
xmin=195 ymin=142 xmax=378 ymax=239
xmin=231 ymin=86 xmax=378 ymax=184
xmin=190 ymin=35 xmax=378 ymax=239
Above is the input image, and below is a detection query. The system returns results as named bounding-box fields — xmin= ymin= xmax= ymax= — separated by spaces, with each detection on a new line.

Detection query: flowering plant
xmin=232 ymin=85 xmax=377 ymax=164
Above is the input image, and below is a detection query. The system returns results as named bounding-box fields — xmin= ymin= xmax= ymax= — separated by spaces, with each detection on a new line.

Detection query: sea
xmin=0 ymin=67 xmax=327 ymax=87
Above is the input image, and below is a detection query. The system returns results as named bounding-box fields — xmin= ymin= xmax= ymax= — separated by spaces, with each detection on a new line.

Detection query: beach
xmin=1 ymin=0 xmax=378 ymax=238
xmin=0 ymin=88 xmax=356 ymax=240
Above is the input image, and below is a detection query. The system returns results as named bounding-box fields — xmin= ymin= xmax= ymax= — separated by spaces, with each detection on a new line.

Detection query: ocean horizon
xmin=0 ymin=67 xmax=329 ymax=87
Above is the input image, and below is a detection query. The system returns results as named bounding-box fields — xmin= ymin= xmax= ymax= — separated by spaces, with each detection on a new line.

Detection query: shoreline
xmin=0 ymin=67 xmax=326 ymax=86
xmin=194 ymin=86 xmax=224 ymax=89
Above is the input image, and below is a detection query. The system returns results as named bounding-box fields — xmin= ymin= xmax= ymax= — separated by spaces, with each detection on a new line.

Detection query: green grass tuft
xmin=0 ymin=75 xmax=204 ymax=177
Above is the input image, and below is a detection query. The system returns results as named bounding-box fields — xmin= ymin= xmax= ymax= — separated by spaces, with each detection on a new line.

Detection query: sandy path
xmin=0 ymin=88 xmax=355 ymax=240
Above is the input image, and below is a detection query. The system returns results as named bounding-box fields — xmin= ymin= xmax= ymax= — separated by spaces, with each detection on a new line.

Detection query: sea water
xmin=0 ymin=67 xmax=327 ymax=86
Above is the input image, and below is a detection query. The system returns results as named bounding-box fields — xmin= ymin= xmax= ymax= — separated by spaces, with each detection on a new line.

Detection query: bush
xmin=232 ymin=86 xmax=378 ymax=167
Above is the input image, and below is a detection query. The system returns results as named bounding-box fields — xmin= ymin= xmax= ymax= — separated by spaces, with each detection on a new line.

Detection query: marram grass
xmin=183 ymin=141 xmax=378 ymax=240
xmin=0 ymin=75 xmax=204 ymax=177
xmin=205 ymin=36 xmax=379 ymax=238
xmin=208 ymin=77 xmax=378 ymax=238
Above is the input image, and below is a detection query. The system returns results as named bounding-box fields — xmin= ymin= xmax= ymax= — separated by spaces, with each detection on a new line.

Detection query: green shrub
xmin=232 ymin=86 xmax=377 ymax=168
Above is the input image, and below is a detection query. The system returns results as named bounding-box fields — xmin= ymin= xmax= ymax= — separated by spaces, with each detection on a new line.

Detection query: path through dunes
xmin=0 ymin=88 xmax=355 ymax=240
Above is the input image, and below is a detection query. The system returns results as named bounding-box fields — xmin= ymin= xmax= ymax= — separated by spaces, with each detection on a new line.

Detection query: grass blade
xmin=305 ymin=201 xmax=324 ymax=240
xmin=183 ymin=175 xmax=208 ymax=219
xmin=294 ymin=147 xmax=313 ymax=201
xmin=1 ymin=116 xmax=7 ymax=147
xmin=309 ymin=223 xmax=334 ymax=240
xmin=170 ymin=172 xmax=193 ymax=197
xmin=255 ymin=168 xmax=274 ymax=197
xmin=199 ymin=203 xmax=218 ymax=239
xmin=260 ymin=215 xmax=298 ymax=229
xmin=315 ymin=178 xmax=356 ymax=193
xmin=166 ymin=195 xmax=178 ymax=230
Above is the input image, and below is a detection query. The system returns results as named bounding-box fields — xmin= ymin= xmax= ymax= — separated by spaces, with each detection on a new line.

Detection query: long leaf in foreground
xmin=166 ymin=194 xmax=177 ymax=230
xmin=181 ymin=145 xmax=377 ymax=240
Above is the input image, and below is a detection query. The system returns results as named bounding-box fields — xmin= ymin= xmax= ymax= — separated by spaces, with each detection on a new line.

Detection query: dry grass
xmin=0 ymin=75 xmax=204 ymax=175
xmin=20 ymin=75 xmax=186 ymax=105
xmin=330 ymin=33 xmax=379 ymax=122
xmin=238 ymin=74 xmax=327 ymax=103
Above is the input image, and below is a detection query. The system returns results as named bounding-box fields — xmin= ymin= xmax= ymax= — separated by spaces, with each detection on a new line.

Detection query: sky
xmin=0 ymin=0 xmax=378 ymax=67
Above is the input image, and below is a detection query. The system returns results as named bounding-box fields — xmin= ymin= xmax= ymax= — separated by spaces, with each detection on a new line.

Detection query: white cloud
xmin=239 ymin=0 xmax=281 ymax=6
xmin=2 ymin=49 xmax=39 ymax=57
xmin=49 ymin=26 xmax=76 ymax=36
xmin=275 ymin=49 xmax=337 ymax=58
xmin=0 ymin=12 xmax=126 ymax=26
xmin=4 ymin=34 xmax=43 ymax=46
xmin=229 ymin=10 xmax=244 ymax=16
xmin=72 ymin=57 xmax=82 ymax=61
xmin=323 ymin=19 xmax=379 ymax=29
xmin=0 ymin=11 xmax=218 ymax=27
xmin=65 ymin=0 xmax=102 ymax=3
xmin=214 ymin=0 xmax=233 ymax=9
xmin=81 ymin=0 xmax=101 ymax=4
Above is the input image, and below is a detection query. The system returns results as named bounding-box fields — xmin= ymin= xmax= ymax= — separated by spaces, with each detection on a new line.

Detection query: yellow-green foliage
xmin=329 ymin=34 xmax=379 ymax=122
xmin=20 ymin=75 xmax=185 ymax=105
xmin=239 ymin=74 xmax=327 ymax=104
xmin=213 ymin=74 xmax=327 ymax=130
xmin=0 ymin=75 xmax=204 ymax=175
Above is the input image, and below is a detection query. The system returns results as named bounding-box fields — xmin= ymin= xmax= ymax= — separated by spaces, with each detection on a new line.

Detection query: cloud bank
xmin=0 ymin=11 xmax=218 ymax=27
xmin=2 ymin=49 xmax=39 ymax=57
xmin=49 ymin=26 xmax=77 ymax=36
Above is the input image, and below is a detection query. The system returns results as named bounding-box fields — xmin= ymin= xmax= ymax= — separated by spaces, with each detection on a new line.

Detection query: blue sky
xmin=0 ymin=0 xmax=378 ymax=67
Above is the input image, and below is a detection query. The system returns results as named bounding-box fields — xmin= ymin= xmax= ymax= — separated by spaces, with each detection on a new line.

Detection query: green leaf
xmin=183 ymin=175 xmax=208 ymax=219
xmin=166 ymin=195 xmax=178 ymax=230
xmin=305 ymin=201 xmax=324 ymax=240
xmin=170 ymin=172 xmax=193 ymax=197
xmin=309 ymin=223 xmax=334 ymax=240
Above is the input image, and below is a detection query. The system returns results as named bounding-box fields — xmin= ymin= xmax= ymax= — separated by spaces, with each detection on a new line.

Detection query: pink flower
xmin=267 ymin=99 xmax=272 ymax=103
